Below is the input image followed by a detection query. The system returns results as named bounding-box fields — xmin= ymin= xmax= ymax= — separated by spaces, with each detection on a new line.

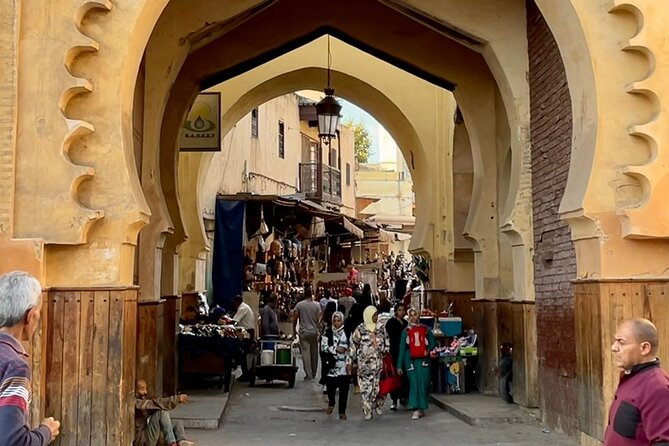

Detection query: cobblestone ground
xmin=186 ymin=369 xmax=577 ymax=446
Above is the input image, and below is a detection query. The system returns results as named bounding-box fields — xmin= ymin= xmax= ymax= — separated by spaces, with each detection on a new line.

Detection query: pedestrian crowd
xmin=290 ymin=273 xmax=436 ymax=421
xmin=1 ymin=269 xmax=668 ymax=446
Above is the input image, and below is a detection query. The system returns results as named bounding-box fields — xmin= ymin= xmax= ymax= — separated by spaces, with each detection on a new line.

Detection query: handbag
xmin=379 ymin=353 xmax=401 ymax=396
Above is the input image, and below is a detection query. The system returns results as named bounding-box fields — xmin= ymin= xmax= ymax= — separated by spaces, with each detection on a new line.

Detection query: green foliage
xmin=343 ymin=119 xmax=373 ymax=163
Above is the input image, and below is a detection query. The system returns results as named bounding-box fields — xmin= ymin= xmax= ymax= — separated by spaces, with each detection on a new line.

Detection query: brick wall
xmin=0 ymin=1 xmax=17 ymax=234
xmin=527 ymin=0 xmax=579 ymax=435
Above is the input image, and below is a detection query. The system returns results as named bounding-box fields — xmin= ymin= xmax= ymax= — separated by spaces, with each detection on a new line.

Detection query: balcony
xmin=299 ymin=162 xmax=342 ymax=205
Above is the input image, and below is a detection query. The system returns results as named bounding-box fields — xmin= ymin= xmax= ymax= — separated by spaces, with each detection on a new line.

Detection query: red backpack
xmin=408 ymin=325 xmax=429 ymax=359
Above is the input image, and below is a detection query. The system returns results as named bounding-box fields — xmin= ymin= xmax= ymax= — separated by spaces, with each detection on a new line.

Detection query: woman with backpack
xmin=320 ymin=311 xmax=351 ymax=420
xmin=398 ymin=308 xmax=436 ymax=419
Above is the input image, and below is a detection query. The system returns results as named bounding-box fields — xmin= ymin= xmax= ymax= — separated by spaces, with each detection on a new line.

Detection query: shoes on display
xmin=412 ymin=410 xmax=420 ymax=420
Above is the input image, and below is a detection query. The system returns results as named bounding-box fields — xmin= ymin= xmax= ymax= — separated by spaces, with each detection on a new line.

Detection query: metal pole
xmin=317 ymin=138 xmax=323 ymax=200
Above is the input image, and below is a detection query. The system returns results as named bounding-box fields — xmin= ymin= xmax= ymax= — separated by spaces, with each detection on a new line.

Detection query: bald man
xmin=604 ymin=318 xmax=669 ymax=446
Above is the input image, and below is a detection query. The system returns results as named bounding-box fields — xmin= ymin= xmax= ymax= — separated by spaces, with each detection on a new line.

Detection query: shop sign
xmin=180 ymin=92 xmax=221 ymax=152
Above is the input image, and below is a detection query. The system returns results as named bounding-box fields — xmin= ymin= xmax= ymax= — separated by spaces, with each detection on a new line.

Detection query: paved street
xmin=186 ymin=369 xmax=577 ymax=446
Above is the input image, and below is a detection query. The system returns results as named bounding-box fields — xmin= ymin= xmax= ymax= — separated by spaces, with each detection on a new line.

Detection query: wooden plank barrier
xmin=575 ymin=280 xmax=669 ymax=442
xmin=511 ymin=301 xmax=538 ymax=408
xmin=44 ymin=288 xmax=137 ymax=446
xmin=163 ymin=295 xmax=181 ymax=396
xmin=137 ymin=300 xmax=164 ymax=397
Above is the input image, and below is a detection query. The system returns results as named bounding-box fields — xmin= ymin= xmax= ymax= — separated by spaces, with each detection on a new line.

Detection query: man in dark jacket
xmin=134 ymin=379 xmax=195 ymax=446
xmin=604 ymin=318 xmax=669 ymax=446
xmin=0 ymin=271 xmax=60 ymax=445
xmin=260 ymin=294 xmax=279 ymax=338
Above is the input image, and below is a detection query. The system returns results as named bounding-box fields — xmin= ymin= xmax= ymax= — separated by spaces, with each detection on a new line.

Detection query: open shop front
xmin=192 ymin=194 xmax=369 ymax=388
xmin=406 ymin=280 xmax=484 ymax=398
xmin=218 ymin=193 xmax=370 ymax=323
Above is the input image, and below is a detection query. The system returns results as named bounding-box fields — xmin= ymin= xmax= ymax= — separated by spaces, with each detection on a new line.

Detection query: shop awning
xmin=343 ymin=217 xmax=364 ymax=239
xmin=217 ymin=193 xmax=370 ymax=241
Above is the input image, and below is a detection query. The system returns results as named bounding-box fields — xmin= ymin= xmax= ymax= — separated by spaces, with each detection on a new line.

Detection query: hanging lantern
xmin=315 ymin=36 xmax=342 ymax=145
xmin=316 ymin=88 xmax=341 ymax=142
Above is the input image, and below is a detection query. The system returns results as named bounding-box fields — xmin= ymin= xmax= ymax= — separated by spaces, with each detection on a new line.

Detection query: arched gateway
xmin=3 ymin=0 xmax=669 ymax=443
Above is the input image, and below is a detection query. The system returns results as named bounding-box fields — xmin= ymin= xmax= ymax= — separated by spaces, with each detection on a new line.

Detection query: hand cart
xmin=249 ymin=339 xmax=298 ymax=388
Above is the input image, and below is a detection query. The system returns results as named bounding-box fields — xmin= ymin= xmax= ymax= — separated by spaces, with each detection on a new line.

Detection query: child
xmin=134 ymin=379 xmax=196 ymax=446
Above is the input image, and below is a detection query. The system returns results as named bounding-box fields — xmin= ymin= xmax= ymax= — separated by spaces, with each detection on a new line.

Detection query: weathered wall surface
xmin=0 ymin=0 xmax=17 ymax=234
xmin=527 ymin=0 xmax=578 ymax=435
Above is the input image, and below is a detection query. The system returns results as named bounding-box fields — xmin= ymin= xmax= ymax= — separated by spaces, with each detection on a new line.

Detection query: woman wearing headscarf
xmin=349 ymin=306 xmax=389 ymax=420
xmin=320 ymin=311 xmax=351 ymax=420
xmin=398 ymin=308 xmax=436 ymax=419
xmin=319 ymin=301 xmax=338 ymax=387
xmin=385 ymin=302 xmax=408 ymax=410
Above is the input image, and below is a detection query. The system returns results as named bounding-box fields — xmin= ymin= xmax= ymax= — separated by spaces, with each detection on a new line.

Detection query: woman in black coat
xmin=384 ymin=302 xmax=408 ymax=410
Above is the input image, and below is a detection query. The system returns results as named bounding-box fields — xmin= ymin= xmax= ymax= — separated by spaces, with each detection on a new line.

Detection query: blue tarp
xmin=212 ymin=199 xmax=245 ymax=310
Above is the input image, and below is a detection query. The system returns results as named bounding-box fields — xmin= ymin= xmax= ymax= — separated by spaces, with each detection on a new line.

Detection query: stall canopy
xmin=216 ymin=193 xmax=369 ymax=242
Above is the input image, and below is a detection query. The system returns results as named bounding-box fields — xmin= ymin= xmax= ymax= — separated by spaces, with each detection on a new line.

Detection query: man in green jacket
xmin=134 ymin=379 xmax=196 ymax=446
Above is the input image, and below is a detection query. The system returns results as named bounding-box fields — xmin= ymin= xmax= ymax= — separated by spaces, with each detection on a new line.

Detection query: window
xmin=346 ymin=163 xmax=351 ymax=186
xmin=251 ymin=108 xmax=258 ymax=138
xmin=278 ymin=121 xmax=285 ymax=159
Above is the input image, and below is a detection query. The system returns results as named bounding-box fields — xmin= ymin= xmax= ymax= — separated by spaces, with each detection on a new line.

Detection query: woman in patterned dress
xmin=349 ymin=306 xmax=389 ymax=420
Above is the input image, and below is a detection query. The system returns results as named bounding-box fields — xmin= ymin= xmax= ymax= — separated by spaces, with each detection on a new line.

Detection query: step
xmin=171 ymin=378 xmax=235 ymax=430
xmin=430 ymin=392 xmax=530 ymax=426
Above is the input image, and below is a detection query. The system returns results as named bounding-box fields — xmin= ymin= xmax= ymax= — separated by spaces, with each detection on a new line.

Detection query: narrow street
xmin=186 ymin=369 xmax=577 ymax=446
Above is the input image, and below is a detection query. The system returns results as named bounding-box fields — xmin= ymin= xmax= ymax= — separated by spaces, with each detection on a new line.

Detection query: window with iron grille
xmin=251 ymin=108 xmax=258 ymax=138
xmin=278 ymin=121 xmax=285 ymax=159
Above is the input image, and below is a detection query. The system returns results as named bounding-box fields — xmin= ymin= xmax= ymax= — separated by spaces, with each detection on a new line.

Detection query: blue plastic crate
xmin=438 ymin=317 xmax=462 ymax=336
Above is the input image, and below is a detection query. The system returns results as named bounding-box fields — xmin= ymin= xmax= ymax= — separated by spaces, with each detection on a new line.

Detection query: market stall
xmin=178 ymin=322 xmax=248 ymax=392
xmin=417 ymin=307 xmax=480 ymax=395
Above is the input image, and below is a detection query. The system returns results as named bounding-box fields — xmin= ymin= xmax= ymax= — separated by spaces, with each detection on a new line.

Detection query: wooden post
xmin=163 ymin=295 xmax=181 ymax=395
xmin=472 ymin=299 xmax=499 ymax=394
xmin=511 ymin=301 xmax=538 ymax=407
xmin=137 ymin=300 xmax=165 ymax=397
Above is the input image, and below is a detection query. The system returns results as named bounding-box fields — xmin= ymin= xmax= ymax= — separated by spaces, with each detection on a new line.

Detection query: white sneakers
xmin=375 ymin=407 xmax=383 ymax=416
xmin=412 ymin=410 xmax=420 ymax=420
xmin=364 ymin=413 xmax=373 ymax=420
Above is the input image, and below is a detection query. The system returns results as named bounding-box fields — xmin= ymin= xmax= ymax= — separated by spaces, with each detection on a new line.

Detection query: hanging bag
xmin=379 ymin=353 xmax=401 ymax=396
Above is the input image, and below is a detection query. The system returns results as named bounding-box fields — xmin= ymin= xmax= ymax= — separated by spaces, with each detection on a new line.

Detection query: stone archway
xmin=12 ymin=0 xmax=669 ymax=443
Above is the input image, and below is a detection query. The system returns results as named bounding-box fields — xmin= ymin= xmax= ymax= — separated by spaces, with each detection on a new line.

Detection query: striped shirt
xmin=0 ymin=332 xmax=51 ymax=445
